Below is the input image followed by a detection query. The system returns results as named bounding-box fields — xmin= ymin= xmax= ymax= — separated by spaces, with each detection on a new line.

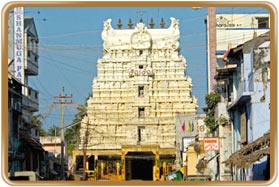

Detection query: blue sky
xmin=22 ymin=6 xmax=268 ymax=131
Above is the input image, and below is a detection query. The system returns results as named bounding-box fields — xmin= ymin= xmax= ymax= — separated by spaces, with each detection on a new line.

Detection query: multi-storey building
xmin=216 ymin=32 xmax=270 ymax=180
xmin=8 ymin=72 xmax=24 ymax=174
xmin=8 ymin=8 xmax=44 ymax=177
xmin=204 ymin=12 xmax=270 ymax=181
xmin=206 ymin=13 xmax=270 ymax=92
xmin=73 ymin=18 xmax=198 ymax=181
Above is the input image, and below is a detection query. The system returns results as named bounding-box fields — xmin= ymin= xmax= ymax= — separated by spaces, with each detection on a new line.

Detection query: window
xmin=139 ymin=50 xmax=143 ymax=55
xmin=138 ymin=126 xmax=145 ymax=143
xmin=256 ymin=17 xmax=269 ymax=29
xmin=138 ymin=107 xmax=145 ymax=118
xmin=139 ymin=65 xmax=143 ymax=69
xmin=138 ymin=86 xmax=144 ymax=97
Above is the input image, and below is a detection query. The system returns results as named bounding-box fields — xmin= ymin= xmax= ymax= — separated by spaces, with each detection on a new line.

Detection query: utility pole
xmin=208 ymin=7 xmax=217 ymax=93
xmin=53 ymin=87 xmax=73 ymax=180
xmin=83 ymin=116 xmax=89 ymax=180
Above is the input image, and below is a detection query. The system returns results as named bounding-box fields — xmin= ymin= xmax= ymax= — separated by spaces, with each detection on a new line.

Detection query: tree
xmin=31 ymin=115 xmax=47 ymax=137
xmin=65 ymin=93 xmax=90 ymax=155
xmin=48 ymin=125 xmax=60 ymax=136
xmin=204 ymin=92 xmax=221 ymax=134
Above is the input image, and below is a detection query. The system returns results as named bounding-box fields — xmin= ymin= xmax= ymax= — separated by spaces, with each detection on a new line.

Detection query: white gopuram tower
xmin=76 ymin=17 xmax=198 ymax=181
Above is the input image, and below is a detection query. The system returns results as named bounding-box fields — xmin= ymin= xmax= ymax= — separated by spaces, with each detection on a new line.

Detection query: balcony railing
xmin=228 ymin=80 xmax=251 ymax=110
xmin=236 ymin=80 xmax=251 ymax=100
xmin=22 ymin=86 xmax=39 ymax=112
xmin=25 ymin=50 xmax=39 ymax=76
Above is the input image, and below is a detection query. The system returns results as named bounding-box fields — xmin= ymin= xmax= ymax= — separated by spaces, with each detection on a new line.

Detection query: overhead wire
xmin=39 ymin=29 xmax=102 ymax=39
xmin=30 ymin=31 xmax=267 ymax=56
xmin=23 ymin=9 xmax=269 ymax=130
xmin=42 ymin=53 xmax=85 ymax=98
xmin=34 ymin=76 xmax=54 ymax=97
xmin=17 ymin=18 xmax=268 ymax=56
xmin=40 ymin=54 xmax=94 ymax=75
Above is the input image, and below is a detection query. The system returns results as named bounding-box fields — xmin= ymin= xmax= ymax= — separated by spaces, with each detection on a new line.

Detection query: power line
xmin=40 ymin=54 xmax=93 ymax=75
xmin=39 ymin=29 xmax=102 ymax=39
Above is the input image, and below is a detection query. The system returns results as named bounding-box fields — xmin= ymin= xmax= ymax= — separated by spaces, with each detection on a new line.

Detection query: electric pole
xmin=53 ymin=87 xmax=73 ymax=180
xmin=208 ymin=7 xmax=217 ymax=92
xmin=83 ymin=116 xmax=89 ymax=180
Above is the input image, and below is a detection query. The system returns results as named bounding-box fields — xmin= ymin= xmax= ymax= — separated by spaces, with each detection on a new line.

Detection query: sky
xmin=17 ymin=5 xmax=269 ymax=131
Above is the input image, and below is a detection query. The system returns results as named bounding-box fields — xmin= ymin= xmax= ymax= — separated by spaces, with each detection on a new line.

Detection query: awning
xmin=215 ymin=64 xmax=237 ymax=80
xmin=20 ymin=131 xmax=44 ymax=151
xmin=223 ymin=132 xmax=270 ymax=168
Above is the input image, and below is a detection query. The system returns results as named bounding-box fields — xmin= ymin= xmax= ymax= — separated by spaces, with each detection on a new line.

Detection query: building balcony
xmin=22 ymin=86 xmax=39 ymax=112
xmin=10 ymin=98 xmax=22 ymax=113
xmin=215 ymin=64 xmax=237 ymax=81
xmin=228 ymin=81 xmax=251 ymax=110
xmin=25 ymin=50 xmax=39 ymax=76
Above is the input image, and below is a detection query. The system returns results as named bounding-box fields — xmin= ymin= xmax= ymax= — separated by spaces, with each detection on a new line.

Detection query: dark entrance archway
xmin=125 ymin=152 xmax=154 ymax=180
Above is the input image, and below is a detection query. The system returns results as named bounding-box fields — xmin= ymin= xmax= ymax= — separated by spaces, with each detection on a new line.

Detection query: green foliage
xmin=67 ymin=144 xmax=76 ymax=155
xmin=204 ymin=92 xmax=221 ymax=133
xmin=204 ymin=116 xmax=215 ymax=132
xmin=65 ymin=122 xmax=81 ymax=155
xmin=39 ymin=129 xmax=48 ymax=137
xmin=48 ymin=125 xmax=60 ymax=136
xmin=205 ymin=92 xmax=221 ymax=109
xmin=31 ymin=115 xmax=47 ymax=137
xmin=65 ymin=94 xmax=90 ymax=155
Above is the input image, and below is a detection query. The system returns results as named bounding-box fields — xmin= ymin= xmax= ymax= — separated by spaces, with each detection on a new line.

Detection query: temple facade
xmin=73 ymin=18 xmax=198 ymax=181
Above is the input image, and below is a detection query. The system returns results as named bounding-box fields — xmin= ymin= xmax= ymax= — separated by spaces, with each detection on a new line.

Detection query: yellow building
xmin=72 ymin=18 xmax=198 ymax=181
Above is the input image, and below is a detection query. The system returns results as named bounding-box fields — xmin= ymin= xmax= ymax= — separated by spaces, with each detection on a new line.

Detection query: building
xmin=8 ymin=73 xmax=24 ymax=174
xmin=72 ymin=17 xmax=198 ymax=181
xmin=206 ymin=13 xmax=270 ymax=92
xmin=40 ymin=136 xmax=62 ymax=158
xmin=175 ymin=114 xmax=208 ymax=176
xmin=216 ymin=32 xmax=270 ymax=180
xmin=204 ymin=12 xmax=270 ymax=181
xmin=213 ymin=103 xmax=232 ymax=181
xmin=8 ymin=8 xmax=44 ymax=177
xmin=40 ymin=136 xmax=65 ymax=179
